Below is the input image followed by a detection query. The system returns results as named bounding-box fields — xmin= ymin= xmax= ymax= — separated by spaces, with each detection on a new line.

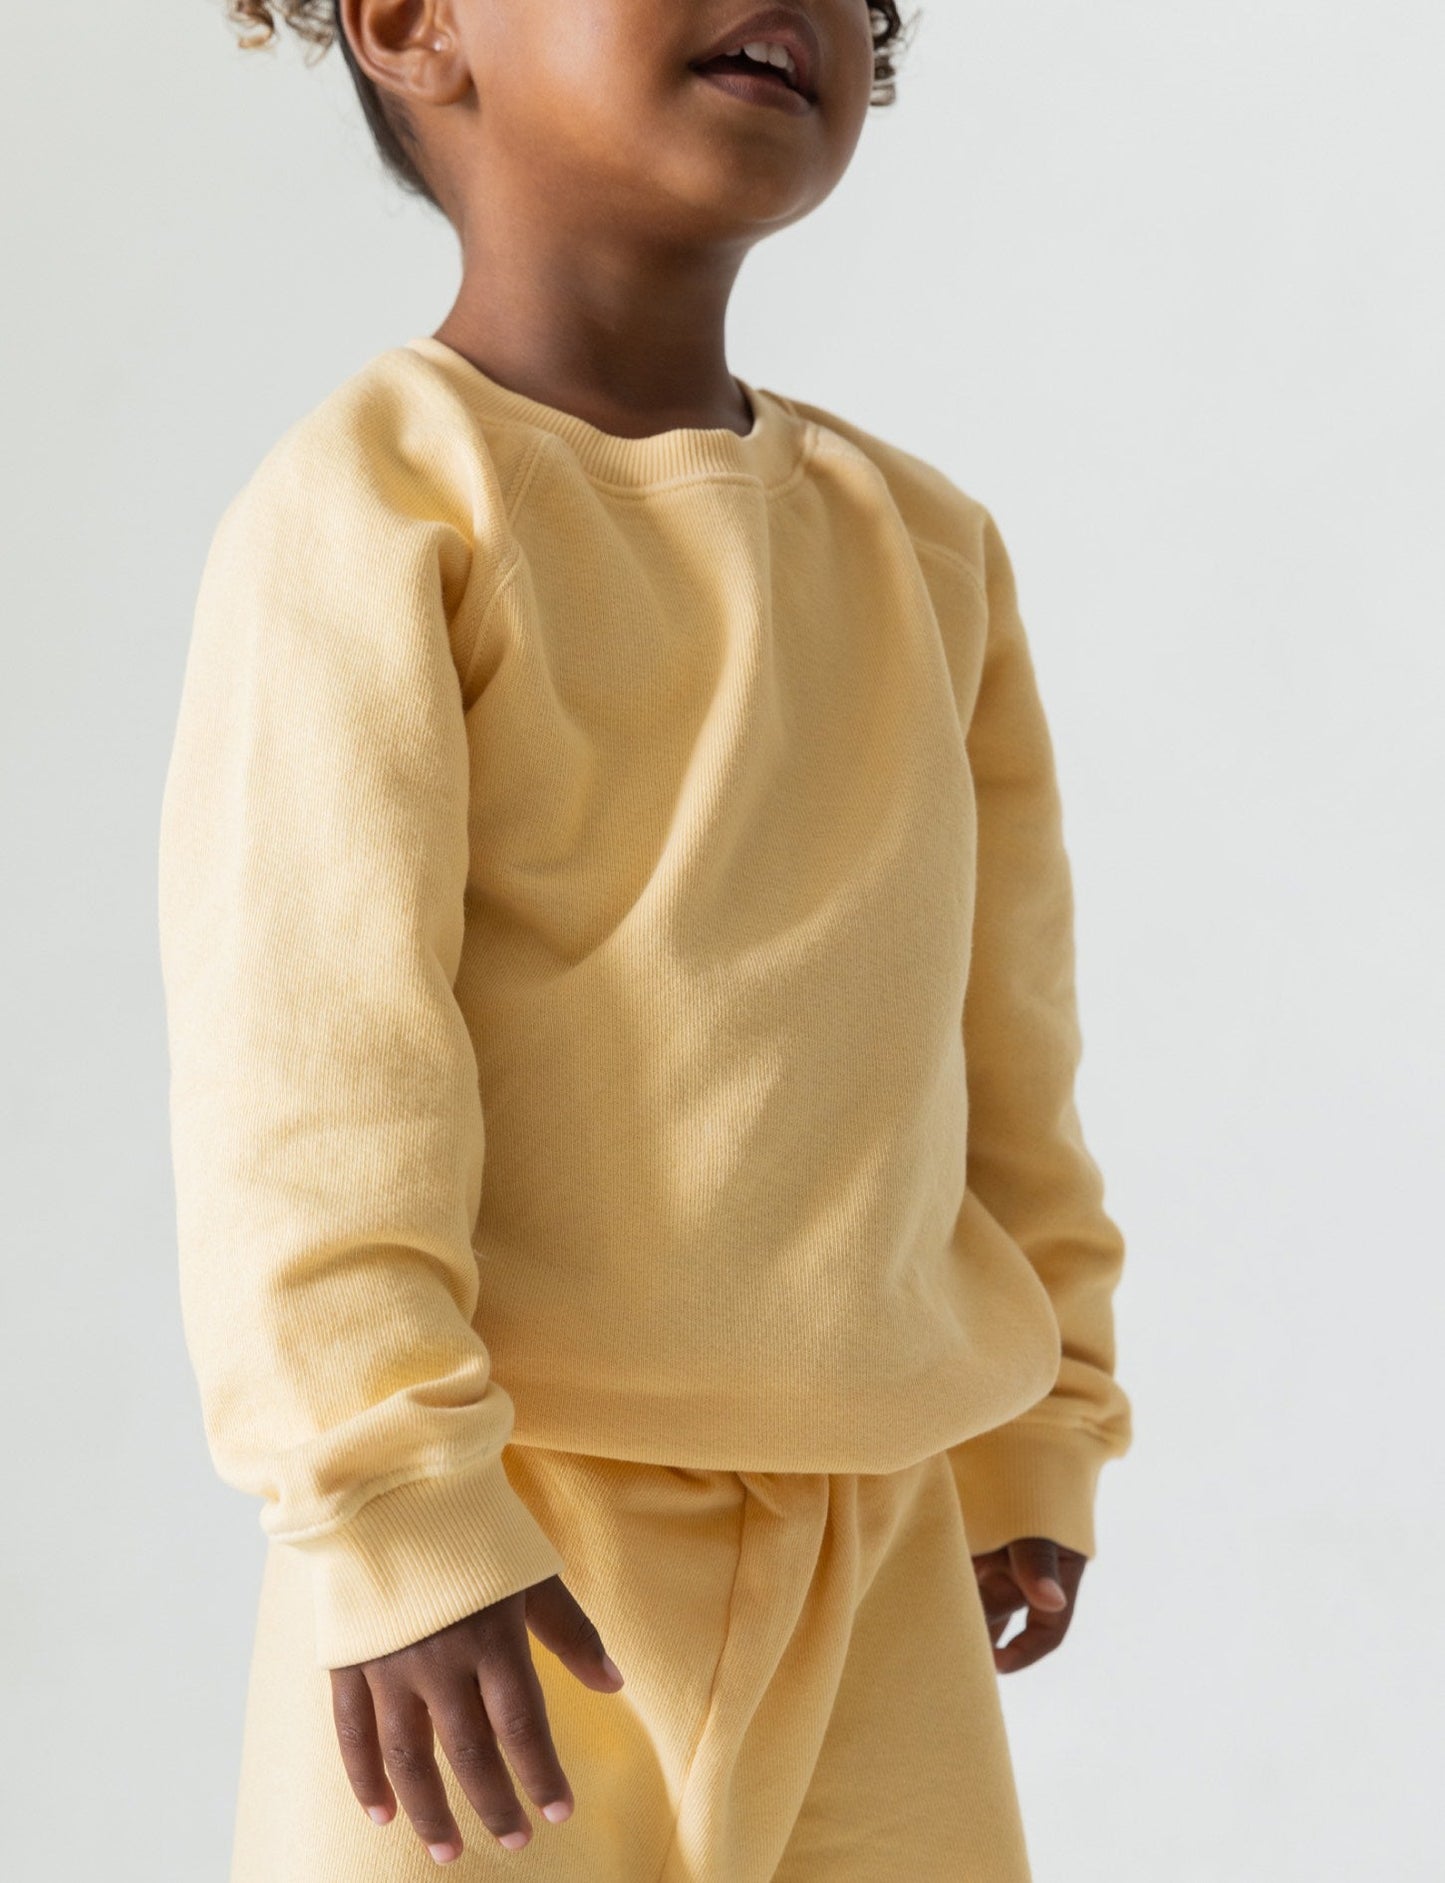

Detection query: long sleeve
xmin=947 ymin=506 xmax=1132 ymax=1560
xmin=156 ymin=423 xmax=565 ymax=1669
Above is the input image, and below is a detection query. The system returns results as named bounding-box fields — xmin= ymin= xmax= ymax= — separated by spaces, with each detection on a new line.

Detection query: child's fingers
xmin=988 ymin=1537 xmax=1087 ymax=1674
xmin=991 ymin=1599 xmax=1072 ymax=1674
xmin=970 ymin=1546 xmax=1016 ymax=1632
xmin=524 ymin=1572 xmax=627 ymax=1692
xmin=428 ymin=1670 xmax=549 ymax=1851
xmin=473 ymin=1610 xmax=577 ymax=1835
xmin=368 ymin=1683 xmax=468 ymax=1863
xmin=329 ymin=1665 xmax=397 ymax=1826
xmin=329 ymin=1584 xmax=585 ymax=1859
xmin=1005 ymin=1537 xmax=1069 ymax=1613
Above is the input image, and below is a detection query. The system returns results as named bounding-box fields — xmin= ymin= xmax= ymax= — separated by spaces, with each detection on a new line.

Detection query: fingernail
xmin=542 ymin=1798 xmax=573 ymax=1823
xmin=1039 ymin=1577 xmax=1067 ymax=1606
xmin=367 ymin=1804 xmax=392 ymax=1825
xmin=600 ymin=1654 xmax=625 ymax=1686
xmin=498 ymin=1830 xmax=531 ymax=1850
xmin=428 ymin=1841 xmax=461 ymax=1862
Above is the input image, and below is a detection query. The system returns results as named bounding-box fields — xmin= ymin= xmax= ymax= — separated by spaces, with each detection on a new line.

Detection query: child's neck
xmin=432 ymin=237 xmax=756 ymax=440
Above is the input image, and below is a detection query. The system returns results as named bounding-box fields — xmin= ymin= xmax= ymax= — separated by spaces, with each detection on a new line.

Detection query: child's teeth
xmin=736 ymin=42 xmax=798 ymax=83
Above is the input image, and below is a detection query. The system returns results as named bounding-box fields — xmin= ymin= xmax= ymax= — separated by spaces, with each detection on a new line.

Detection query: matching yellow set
xmin=157 ymin=334 xmax=1132 ymax=1881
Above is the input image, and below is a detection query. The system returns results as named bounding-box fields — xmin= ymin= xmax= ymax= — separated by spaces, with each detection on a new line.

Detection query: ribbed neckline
xmin=403 ymin=333 xmax=808 ymax=491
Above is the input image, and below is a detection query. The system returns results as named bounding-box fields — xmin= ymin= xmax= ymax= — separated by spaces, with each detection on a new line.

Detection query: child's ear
xmin=340 ymin=0 xmax=473 ymax=110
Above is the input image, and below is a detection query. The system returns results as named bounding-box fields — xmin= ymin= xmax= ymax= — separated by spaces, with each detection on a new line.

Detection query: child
xmin=158 ymin=2 xmax=1132 ymax=1877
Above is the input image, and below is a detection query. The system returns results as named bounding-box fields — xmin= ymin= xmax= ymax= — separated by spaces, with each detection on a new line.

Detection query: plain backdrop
xmin=3 ymin=3 xmax=1441 ymax=1876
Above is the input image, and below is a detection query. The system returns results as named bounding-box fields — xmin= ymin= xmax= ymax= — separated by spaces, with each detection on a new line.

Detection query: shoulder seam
xmin=457 ymin=543 xmax=525 ymax=701
xmin=497 ymin=429 xmax=549 ymax=525
xmin=910 ymin=532 xmax=988 ymax=604
xmin=451 ymin=436 xmax=545 ymax=698
xmin=436 ymin=415 xmax=548 ymax=694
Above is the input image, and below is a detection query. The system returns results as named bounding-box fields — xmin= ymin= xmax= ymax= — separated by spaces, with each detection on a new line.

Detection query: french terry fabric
xmin=157 ymin=334 xmax=1132 ymax=1676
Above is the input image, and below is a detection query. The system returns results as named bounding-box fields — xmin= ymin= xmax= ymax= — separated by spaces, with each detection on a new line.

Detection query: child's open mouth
xmin=690 ymin=48 xmax=815 ymax=115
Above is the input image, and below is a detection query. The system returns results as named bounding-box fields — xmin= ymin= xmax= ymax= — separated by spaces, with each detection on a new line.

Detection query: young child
xmin=158 ymin=3 xmax=1132 ymax=1878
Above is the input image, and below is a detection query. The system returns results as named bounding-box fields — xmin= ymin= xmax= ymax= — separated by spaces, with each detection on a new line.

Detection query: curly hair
xmin=224 ymin=2 xmax=919 ymax=213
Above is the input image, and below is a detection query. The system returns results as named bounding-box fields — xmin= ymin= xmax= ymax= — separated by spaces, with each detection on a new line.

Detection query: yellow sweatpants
xmin=230 ymin=1445 xmax=1034 ymax=1882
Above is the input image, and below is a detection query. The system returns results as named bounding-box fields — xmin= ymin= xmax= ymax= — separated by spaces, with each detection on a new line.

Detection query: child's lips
xmin=689 ymin=55 xmax=815 ymax=114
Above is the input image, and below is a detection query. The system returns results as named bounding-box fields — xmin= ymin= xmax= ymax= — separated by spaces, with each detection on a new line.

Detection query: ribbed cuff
xmin=297 ymin=1452 xmax=569 ymax=1669
xmin=947 ymin=1420 xmax=1109 ymax=1560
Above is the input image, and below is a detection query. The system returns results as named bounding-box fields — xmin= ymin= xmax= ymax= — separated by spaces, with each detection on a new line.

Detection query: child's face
xmin=364 ymin=0 xmax=879 ymax=243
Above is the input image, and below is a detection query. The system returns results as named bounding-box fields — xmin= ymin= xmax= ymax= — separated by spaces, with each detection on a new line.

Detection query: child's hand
xmin=971 ymin=1537 xmax=1087 ymax=1674
xmin=328 ymin=1573 xmax=625 ymax=1864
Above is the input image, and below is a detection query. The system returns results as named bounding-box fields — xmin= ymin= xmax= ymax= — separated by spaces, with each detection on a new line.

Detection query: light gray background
xmin=3 ymin=2 xmax=1441 ymax=1876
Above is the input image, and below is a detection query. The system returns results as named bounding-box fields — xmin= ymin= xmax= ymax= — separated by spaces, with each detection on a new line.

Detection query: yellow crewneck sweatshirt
xmin=158 ymin=335 xmax=1131 ymax=1669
